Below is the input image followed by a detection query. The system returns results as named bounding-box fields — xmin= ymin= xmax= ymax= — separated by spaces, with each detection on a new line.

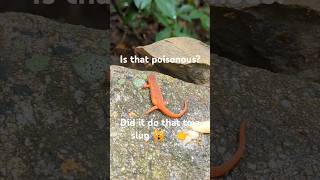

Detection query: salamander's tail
xmin=211 ymin=120 xmax=247 ymax=178
xmin=176 ymin=99 xmax=188 ymax=117
xmin=159 ymin=99 xmax=188 ymax=119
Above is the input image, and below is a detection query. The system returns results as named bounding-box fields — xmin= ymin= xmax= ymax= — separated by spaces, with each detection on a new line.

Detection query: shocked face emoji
xmin=153 ymin=129 xmax=165 ymax=143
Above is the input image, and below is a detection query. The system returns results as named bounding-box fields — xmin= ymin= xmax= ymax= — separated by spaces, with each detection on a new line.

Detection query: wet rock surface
xmin=110 ymin=65 xmax=210 ymax=179
xmin=212 ymin=54 xmax=320 ymax=179
xmin=212 ymin=3 xmax=320 ymax=83
xmin=0 ymin=12 xmax=108 ymax=179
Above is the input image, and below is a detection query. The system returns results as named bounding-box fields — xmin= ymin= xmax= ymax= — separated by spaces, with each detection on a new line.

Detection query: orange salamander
xmin=143 ymin=74 xmax=187 ymax=118
xmin=211 ymin=120 xmax=247 ymax=178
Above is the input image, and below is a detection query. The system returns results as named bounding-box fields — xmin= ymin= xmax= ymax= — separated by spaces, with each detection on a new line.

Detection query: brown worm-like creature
xmin=211 ymin=120 xmax=247 ymax=178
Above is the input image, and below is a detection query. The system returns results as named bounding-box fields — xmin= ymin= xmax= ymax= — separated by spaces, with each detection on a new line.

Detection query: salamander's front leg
xmin=145 ymin=106 xmax=158 ymax=115
xmin=143 ymin=83 xmax=150 ymax=89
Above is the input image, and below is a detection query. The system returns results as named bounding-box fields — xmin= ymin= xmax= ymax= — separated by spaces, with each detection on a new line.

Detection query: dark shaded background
xmin=0 ymin=1 xmax=110 ymax=179
xmin=0 ymin=0 xmax=108 ymax=30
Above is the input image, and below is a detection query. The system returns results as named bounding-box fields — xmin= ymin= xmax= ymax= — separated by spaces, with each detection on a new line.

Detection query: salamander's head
xmin=148 ymin=74 xmax=156 ymax=81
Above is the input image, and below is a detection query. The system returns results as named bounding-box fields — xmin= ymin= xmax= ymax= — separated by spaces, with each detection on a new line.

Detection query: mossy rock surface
xmin=0 ymin=12 xmax=108 ymax=179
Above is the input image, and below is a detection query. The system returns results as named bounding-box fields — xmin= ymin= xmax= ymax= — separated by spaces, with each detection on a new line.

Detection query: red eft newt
xmin=143 ymin=74 xmax=188 ymax=118
xmin=211 ymin=120 xmax=247 ymax=178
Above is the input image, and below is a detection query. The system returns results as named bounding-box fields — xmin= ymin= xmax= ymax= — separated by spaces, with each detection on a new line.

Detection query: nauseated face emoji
xmin=153 ymin=129 xmax=165 ymax=143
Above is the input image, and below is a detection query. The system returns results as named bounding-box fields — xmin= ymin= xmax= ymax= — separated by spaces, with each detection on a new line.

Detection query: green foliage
xmin=115 ymin=0 xmax=209 ymax=41
xmin=133 ymin=0 xmax=152 ymax=10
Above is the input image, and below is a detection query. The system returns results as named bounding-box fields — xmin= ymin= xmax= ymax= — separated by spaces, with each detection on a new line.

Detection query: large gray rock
xmin=212 ymin=54 xmax=320 ymax=179
xmin=0 ymin=12 xmax=108 ymax=179
xmin=212 ymin=3 xmax=320 ymax=83
xmin=110 ymin=65 xmax=210 ymax=179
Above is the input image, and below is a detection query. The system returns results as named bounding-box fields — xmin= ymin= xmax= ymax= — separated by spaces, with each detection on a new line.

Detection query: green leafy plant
xmin=114 ymin=0 xmax=210 ymax=41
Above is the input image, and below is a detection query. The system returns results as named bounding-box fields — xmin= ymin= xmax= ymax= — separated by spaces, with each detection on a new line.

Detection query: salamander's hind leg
xmin=143 ymin=83 xmax=150 ymax=89
xmin=145 ymin=106 xmax=158 ymax=115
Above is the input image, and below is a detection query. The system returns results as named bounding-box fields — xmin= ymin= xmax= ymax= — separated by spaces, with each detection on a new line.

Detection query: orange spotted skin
xmin=143 ymin=74 xmax=188 ymax=118
xmin=211 ymin=120 xmax=247 ymax=178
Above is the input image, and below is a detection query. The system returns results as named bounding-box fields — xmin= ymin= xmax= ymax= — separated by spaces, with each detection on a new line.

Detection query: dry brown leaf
xmin=128 ymin=111 xmax=138 ymax=118
xmin=188 ymin=121 xmax=210 ymax=134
